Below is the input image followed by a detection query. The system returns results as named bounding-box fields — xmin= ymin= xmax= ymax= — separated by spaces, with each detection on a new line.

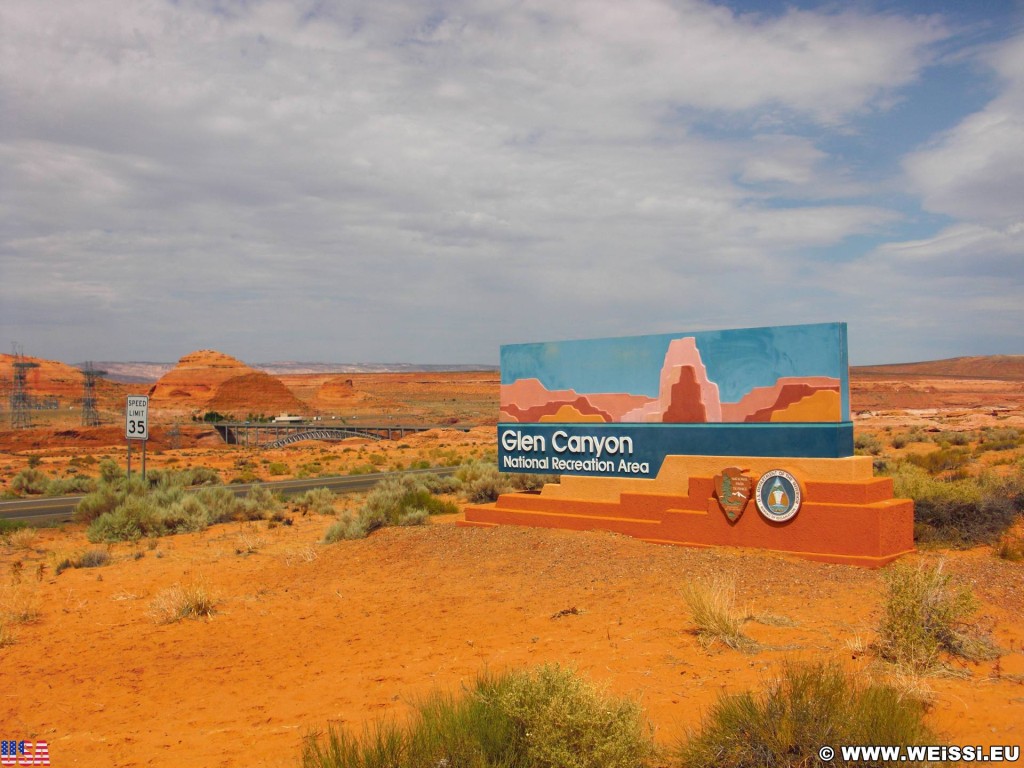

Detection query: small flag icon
xmin=0 ymin=740 xmax=49 ymax=766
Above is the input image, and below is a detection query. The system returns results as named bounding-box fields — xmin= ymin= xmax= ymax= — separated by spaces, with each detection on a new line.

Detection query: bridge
xmin=212 ymin=421 xmax=473 ymax=449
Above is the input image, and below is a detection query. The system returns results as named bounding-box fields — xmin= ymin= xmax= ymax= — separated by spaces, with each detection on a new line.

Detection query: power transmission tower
xmin=10 ymin=344 xmax=39 ymax=429
xmin=81 ymin=362 xmax=107 ymax=426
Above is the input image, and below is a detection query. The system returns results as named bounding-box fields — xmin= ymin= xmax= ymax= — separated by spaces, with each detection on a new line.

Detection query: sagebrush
xmin=876 ymin=560 xmax=998 ymax=671
xmin=302 ymin=664 xmax=655 ymax=768
xmin=677 ymin=661 xmax=938 ymax=768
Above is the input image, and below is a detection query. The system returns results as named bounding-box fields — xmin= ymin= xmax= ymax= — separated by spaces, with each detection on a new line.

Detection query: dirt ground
xmin=1 ymin=365 xmax=1024 ymax=766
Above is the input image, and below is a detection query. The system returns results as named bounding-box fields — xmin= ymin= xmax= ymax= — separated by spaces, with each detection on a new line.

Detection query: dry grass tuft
xmin=4 ymin=527 xmax=38 ymax=550
xmin=149 ymin=579 xmax=217 ymax=624
xmin=0 ymin=582 xmax=42 ymax=624
xmin=0 ymin=619 xmax=14 ymax=647
xmin=681 ymin=577 xmax=757 ymax=651
xmin=235 ymin=532 xmax=266 ymax=555
xmin=995 ymin=522 xmax=1024 ymax=562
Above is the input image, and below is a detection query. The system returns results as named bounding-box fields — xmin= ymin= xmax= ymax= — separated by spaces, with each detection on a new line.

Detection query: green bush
xmin=9 ymin=467 xmax=96 ymax=497
xmin=80 ymin=468 xmax=278 ymax=542
xmin=876 ymin=560 xmax=998 ymax=671
xmin=905 ymin=447 xmax=971 ymax=474
xmin=677 ymin=661 xmax=938 ymax=768
xmin=323 ymin=514 xmax=370 ymax=543
xmin=99 ymin=458 xmax=125 ymax=484
xmin=854 ymin=433 xmax=883 ymax=456
xmin=295 ymin=488 xmax=337 ymax=515
xmin=975 ymin=428 xmax=1022 ymax=454
xmin=10 ymin=468 xmax=51 ymax=495
xmin=0 ymin=520 xmax=27 ymax=537
xmin=195 ymin=486 xmax=245 ymax=524
xmin=456 ymin=462 xmax=552 ymax=503
xmin=302 ymin=664 xmax=655 ymax=768
xmin=44 ymin=475 xmax=97 ymax=495
xmin=267 ymin=462 xmax=289 ymax=476
xmin=889 ymin=463 xmax=1023 ymax=546
xmin=240 ymin=484 xmax=281 ymax=519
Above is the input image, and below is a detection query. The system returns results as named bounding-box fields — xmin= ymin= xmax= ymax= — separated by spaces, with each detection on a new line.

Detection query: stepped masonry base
xmin=461 ymin=455 xmax=914 ymax=567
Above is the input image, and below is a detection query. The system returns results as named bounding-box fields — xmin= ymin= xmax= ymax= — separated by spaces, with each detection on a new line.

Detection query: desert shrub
xmin=195 ymin=486 xmax=244 ymax=524
xmin=975 ymin=428 xmax=1022 ymax=454
xmin=44 ymin=474 xmax=97 ymax=495
xmin=99 ymin=458 xmax=125 ymax=484
xmin=240 ymin=484 xmax=281 ymax=519
xmin=74 ymin=479 xmax=144 ymax=524
xmin=416 ymin=471 xmax=462 ymax=495
xmin=323 ymin=474 xmax=454 ymax=542
xmin=487 ymin=664 xmax=654 ymax=768
xmin=55 ymin=548 xmax=111 ymax=575
xmin=0 ymin=520 xmax=26 ymax=538
xmin=889 ymin=463 xmax=1022 ymax=546
xmin=362 ymin=474 xmax=456 ymax=524
xmin=10 ymin=468 xmax=50 ymax=495
xmin=456 ymin=461 xmax=554 ymax=503
xmin=296 ymin=462 xmax=324 ymax=478
xmin=934 ymin=430 xmax=973 ymax=447
xmin=681 ymin=578 xmax=755 ymax=651
xmin=178 ymin=466 xmax=222 ymax=486
xmin=891 ymin=434 xmax=909 ymax=450
xmin=905 ymin=446 xmax=971 ymax=474
xmin=295 ymin=487 xmax=337 ymax=515
xmin=323 ymin=514 xmax=370 ymax=543
xmin=876 ymin=560 xmax=998 ymax=671
xmin=302 ymin=664 xmax=655 ymax=768
xmin=267 ymin=462 xmax=289 ymax=476
xmin=677 ymin=661 xmax=938 ymax=768
xmin=87 ymin=494 xmax=165 ymax=542
xmin=854 ymin=433 xmax=883 ymax=456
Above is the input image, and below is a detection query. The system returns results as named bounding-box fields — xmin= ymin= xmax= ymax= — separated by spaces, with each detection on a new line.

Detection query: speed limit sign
xmin=126 ymin=396 xmax=149 ymax=441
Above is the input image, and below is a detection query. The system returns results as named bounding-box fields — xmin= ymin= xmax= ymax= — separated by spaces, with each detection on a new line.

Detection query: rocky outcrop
xmin=148 ymin=350 xmax=308 ymax=416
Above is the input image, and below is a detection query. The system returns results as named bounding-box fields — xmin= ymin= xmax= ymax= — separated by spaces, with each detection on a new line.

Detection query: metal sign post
xmin=126 ymin=395 xmax=150 ymax=481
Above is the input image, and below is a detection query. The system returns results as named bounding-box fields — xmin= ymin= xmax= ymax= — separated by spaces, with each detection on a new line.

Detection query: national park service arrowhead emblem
xmin=714 ymin=467 xmax=752 ymax=522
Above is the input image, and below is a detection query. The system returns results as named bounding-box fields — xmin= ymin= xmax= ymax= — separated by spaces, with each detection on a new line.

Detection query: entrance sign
xmin=499 ymin=322 xmax=852 ymax=479
xmin=467 ymin=321 xmax=914 ymax=567
xmin=126 ymin=396 xmax=149 ymax=441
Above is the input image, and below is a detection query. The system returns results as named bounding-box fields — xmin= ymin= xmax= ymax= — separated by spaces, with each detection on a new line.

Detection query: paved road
xmin=0 ymin=466 xmax=459 ymax=527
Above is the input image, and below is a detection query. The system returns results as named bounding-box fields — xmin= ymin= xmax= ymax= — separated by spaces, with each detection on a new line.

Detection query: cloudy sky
xmin=2 ymin=0 xmax=1022 ymax=366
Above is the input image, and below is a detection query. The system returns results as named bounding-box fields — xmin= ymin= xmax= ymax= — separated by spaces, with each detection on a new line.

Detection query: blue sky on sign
xmin=1 ymin=0 xmax=1022 ymax=366
xmin=501 ymin=322 xmax=846 ymax=403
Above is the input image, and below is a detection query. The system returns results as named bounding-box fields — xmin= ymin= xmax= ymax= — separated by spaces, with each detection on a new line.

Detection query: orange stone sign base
xmin=461 ymin=455 xmax=914 ymax=567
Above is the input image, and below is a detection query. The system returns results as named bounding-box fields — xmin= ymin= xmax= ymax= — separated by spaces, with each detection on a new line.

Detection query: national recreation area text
xmin=497 ymin=423 xmax=857 ymax=480
xmin=502 ymin=428 xmax=649 ymax=476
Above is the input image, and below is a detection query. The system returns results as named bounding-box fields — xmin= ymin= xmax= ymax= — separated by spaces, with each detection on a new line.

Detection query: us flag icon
xmin=0 ymin=740 xmax=49 ymax=766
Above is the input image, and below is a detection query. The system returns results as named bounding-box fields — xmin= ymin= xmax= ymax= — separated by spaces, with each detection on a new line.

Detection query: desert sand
xmin=1 ymin=355 xmax=1023 ymax=766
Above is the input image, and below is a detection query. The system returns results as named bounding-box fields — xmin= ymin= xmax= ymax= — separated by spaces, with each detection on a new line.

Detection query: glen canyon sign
xmin=463 ymin=322 xmax=915 ymax=567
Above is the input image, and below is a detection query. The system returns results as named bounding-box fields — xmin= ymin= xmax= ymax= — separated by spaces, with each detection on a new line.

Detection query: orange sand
xmin=2 ymin=515 xmax=1023 ymax=767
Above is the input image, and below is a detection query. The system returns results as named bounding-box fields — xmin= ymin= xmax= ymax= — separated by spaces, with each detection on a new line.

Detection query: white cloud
xmin=2 ymin=0 xmax=1015 ymax=365
xmin=904 ymin=34 xmax=1024 ymax=227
